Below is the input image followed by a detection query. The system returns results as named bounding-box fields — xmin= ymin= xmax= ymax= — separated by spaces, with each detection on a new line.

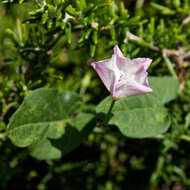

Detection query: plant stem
xmin=105 ymin=98 xmax=116 ymax=124
xmin=108 ymin=99 xmax=116 ymax=115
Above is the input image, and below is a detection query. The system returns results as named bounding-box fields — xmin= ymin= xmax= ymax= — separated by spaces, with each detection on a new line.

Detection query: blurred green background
xmin=1 ymin=0 xmax=190 ymax=189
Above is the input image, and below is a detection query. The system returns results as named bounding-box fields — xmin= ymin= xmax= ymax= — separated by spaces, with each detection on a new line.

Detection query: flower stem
xmin=108 ymin=99 xmax=116 ymax=114
xmin=105 ymin=98 xmax=116 ymax=124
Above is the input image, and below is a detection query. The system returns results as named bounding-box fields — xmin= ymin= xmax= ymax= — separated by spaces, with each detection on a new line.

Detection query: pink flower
xmin=91 ymin=45 xmax=152 ymax=98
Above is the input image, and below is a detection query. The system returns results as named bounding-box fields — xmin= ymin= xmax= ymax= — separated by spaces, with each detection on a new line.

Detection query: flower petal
xmin=114 ymin=45 xmax=124 ymax=58
xmin=113 ymin=45 xmax=132 ymax=72
xmin=133 ymin=58 xmax=152 ymax=86
xmin=91 ymin=58 xmax=117 ymax=92
xmin=91 ymin=45 xmax=153 ymax=98
xmin=113 ymin=80 xmax=152 ymax=98
xmin=132 ymin=58 xmax=152 ymax=71
xmin=114 ymin=46 xmax=150 ymax=75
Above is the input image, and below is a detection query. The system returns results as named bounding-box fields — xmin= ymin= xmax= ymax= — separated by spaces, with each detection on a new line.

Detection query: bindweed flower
xmin=91 ymin=45 xmax=152 ymax=98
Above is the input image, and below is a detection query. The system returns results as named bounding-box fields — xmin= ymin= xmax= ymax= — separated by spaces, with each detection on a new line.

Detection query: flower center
xmin=118 ymin=73 xmax=125 ymax=82
xmin=118 ymin=70 xmax=135 ymax=83
xmin=118 ymin=70 xmax=134 ymax=83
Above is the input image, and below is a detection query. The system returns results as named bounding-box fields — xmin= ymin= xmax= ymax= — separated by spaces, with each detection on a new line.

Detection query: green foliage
xmin=1 ymin=0 xmax=190 ymax=189
xmin=7 ymin=88 xmax=95 ymax=159
xmin=7 ymin=77 xmax=178 ymax=158
xmin=149 ymin=76 xmax=180 ymax=104
xmin=97 ymin=76 xmax=179 ymax=138
xmin=111 ymin=106 xmax=169 ymax=138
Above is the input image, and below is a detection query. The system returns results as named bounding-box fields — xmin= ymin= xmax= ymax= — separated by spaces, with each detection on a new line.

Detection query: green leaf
xmin=150 ymin=3 xmax=176 ymax=15
xmin=41 ymin=12 xmax=48 ymax=24
xmin=6 ymin=28 xmax=20 ymax=46
xmin=66 ymin=23 xmax=71 ymax=44
xmin=96 ymin=96 xmax=113 ymax=114
xmin=92 ymin=30 xmax=98 ymax=44
xmin=129 ymin=39 xmax=153 ymax=48
xmin=65 ymin=5 xmax=79 ymax=16
xmin=110 ymin=96 xmax=171 ymax=138
xmin=7 ymin=88 xmax=95 ymax=160
xmin=29 ymin=113 xmax=94 ymax=160
xmin=90 ymin=44 xmax=96 ymax=57
xmin=96 ymin=76 xmax=179 ymax=138
xmin=149 ymin=76 xmax=179 ymax=105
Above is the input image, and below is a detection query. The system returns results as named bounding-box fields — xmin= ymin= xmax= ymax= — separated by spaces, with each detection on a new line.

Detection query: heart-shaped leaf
xmin=7 ymin=88 xmax=94 ymax=159
xmin=96 ymin=76 xmax=178 ymax=138
xmin=110 ymin=97 xmax=170 ymax=138
xmin=149 ymin=76 xmax=179 ymax=104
